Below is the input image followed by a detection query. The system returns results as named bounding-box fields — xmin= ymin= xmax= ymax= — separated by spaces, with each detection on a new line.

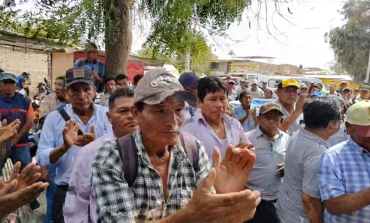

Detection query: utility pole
xmin=185 ymin=5 xmax=197 ymax=71
xmin=366 ymin=50 xmax=370 ymax=83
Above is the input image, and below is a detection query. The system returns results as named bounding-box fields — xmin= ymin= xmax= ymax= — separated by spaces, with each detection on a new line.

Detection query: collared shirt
xmin=245 ymin=127 xmax=290 ymax=200
xmin=233 ymin=105 xmax=256 ymax=132
xmin=250 ymin=88 xmax=264 ymax=99
xmin=36 ymin=104 xmax=111 ymax=186
xmin=183 ymin=102 xmax=199 ymax=121
xmin=318 ymin=139 xmax=370 ymax=223
xmin=181 ymin=112 xmax=248 ymax=160
xmin=228 ymin=90 xmax=238 ymax=101
xmin=275 ymin=99 xmax=303 ymax=136
xmin=99 ymin=92 xmax=110 ymax=107
xmin=39 ymin=92 xmax=64 ymax=117
xmin=74 ymin=58 xmax=106 ymax=92
xmin=91 ymin=129 xmax=210 ymax=223
xmin=327 ymin=122 xmax=349 ymax=147
xmin=64 ymin=131 xmax=116 ymax=223
xmin=276 ymin=128 xmax=330 ymax=223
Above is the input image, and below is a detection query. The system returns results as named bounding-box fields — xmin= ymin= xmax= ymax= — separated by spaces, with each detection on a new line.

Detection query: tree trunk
xmin=104 ymin=0 xmax=133 ymax=78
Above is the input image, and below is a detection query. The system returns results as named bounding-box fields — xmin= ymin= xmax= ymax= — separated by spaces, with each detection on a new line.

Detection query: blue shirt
xmin=17 ymin=75 xmax=25 ymax=89
xmin=36 ymin=104 xmax=112 ymax=186
xmin=74 ymin=59 xmax=106 ymax=92
xmin=318 ymin=139 xmax=370 ymax=223
xmin=181 ymin=112 xmax=249 ymax=160
xmin=233 ymin=105 xmax=256 ymax=132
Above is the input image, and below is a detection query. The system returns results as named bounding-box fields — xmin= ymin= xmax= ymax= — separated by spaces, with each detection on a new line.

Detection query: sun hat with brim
xmin=133 ymin=69 xmax=197 ymax=105
xmin=65 ymin=68 xmax=94 ymax=88
xmin=0 ymin=73 xmax=17 ymax=83
xmin=346 ymin=101 xmax=370 ymax=137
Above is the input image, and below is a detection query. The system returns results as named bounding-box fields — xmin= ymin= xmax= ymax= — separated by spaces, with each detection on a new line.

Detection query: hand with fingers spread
xmin=213 ymin=144 xmax=256 ymax=194
xmin=184 ymin=168 xmax=260 ymax=222
xmin=62 ymin=119 xmax=81 ymax=149
xmin=0 ymin=162 xmax=48 ymax=219
xmin=0 ymin=119 xmax=20 ymax=143
xmin=10 ymin=162 xmax=42 ymax=191
xmin=74 ymin=124 xmax=96 ymax=147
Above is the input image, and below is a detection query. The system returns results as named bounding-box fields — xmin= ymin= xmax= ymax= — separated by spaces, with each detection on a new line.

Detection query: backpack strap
xmin=116 ymin=134 xmax=138 ymax=187
xmin=180 ymin=132 xmax=200 ymax=172
xmin=58 ymin=108 xmax=83 ymax=135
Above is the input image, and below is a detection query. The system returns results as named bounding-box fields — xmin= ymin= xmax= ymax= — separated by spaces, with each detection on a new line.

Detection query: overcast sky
xmin=211 ymin=0 xmax=345 ymax=69
xmin=132 ymin=0 xmax=346 ymax=69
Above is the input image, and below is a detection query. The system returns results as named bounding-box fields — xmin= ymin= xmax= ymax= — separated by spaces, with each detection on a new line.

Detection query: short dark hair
xmin=115 ymin=74 xmax=128 ymax=82
xmin=87 ymin=42 xmax=98 ymax=50
xmin=198 ymin=77 xmax=226 ymax=102
xmin=239 ymin=90 xmax=252 ymax=101
xmin=104 ymin=77 xmax=115 ymax=85
xmin=108 ymin=88 xmax=134 ymax=108
xmin=303 ymin=98 xmax=341 ymax=130
xmin=133 ymin=74 xmax=143 ymax=84
xmin=56 ymin=76 xmax=66 ymax=87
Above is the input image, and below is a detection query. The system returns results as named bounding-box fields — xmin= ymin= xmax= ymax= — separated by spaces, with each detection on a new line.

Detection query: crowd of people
xmin=1 ymin=44 xmax=370 ymax=223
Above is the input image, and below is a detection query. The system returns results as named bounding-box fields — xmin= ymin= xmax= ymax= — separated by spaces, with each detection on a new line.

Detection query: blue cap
xmin=178 ymin=71 xmax=200 ymax=88
xmin=0 ymin=73 xmax=17 ymax=83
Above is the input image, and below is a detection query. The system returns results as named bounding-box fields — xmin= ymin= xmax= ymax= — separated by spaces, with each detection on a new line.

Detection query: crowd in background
xmin=0 ymin=44 xmax=370 ymax=223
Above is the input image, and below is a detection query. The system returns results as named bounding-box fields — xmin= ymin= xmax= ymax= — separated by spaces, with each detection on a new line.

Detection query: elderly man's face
xmin=67 ymin=82 xmax=96 ymax=111
xmin=132 ymin=97 xmax=185 ymax=146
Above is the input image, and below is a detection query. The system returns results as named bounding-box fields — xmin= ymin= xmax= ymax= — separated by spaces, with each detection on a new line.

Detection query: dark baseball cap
xmin=0 ymin=73 xmax=17 ymax=83
xmin=134 ymin=69 xmax=197 ymax=105
xmin=65 ymin=68 xmax=94 ymax=88
xmin=178 ymin=71 xmax=199 ymax=88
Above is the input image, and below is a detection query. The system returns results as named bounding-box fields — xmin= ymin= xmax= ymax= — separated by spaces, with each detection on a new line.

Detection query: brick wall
xmin=0 ymin=45 xmax=48 ymax=95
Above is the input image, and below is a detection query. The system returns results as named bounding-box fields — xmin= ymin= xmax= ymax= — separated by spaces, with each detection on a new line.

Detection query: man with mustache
xmin=91 ymin=70 xmax=260 ymax=222
xmin=36 ymin=68 xmax=112 ymax=223
xmin=64 ymin=88 xmax=137 ymax=223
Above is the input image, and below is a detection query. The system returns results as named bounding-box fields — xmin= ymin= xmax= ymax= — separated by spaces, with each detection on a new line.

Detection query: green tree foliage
xmin=327 ymin=0 xmax=370 ymax=78
xmin=137 ymin=33 xmax=217 ymax=75
xmin=0 ymin=0 xmax=286 ymax=76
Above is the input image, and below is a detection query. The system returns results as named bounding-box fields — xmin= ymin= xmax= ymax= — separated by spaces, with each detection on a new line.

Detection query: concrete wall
xmin=0 ymin=45 xmax=48 ymax=95
xmin=51 ymin=52 xmax=74 ymax=88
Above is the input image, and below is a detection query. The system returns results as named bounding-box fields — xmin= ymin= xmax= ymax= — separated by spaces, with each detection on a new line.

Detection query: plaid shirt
xmin=91 ymin=129 xmax=210 ymax=223
xmin=318 ymin=139 xmax=370 ymax=223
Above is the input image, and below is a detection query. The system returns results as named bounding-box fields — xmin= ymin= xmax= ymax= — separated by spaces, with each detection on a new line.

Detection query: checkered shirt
xmin=318 ymin=139 xmax=370 ymax=223
xmin=91 ymin=129 xmax=210 ymax=223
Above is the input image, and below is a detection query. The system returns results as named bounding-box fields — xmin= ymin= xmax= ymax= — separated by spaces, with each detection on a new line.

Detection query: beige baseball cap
xmin=346 ymin=101 xmax=370 ymax=137
xmin=133 ymin=69 xmax=197 ymax=105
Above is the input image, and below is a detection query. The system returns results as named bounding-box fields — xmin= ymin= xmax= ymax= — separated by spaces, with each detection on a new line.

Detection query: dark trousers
xmin=246 ymin=199 xmax=280 ymax=223
xmin=52 ymin=186 xmax=68 ymax=223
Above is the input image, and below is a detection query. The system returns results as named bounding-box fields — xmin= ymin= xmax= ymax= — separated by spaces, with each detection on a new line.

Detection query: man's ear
xmin=106 ymin=111 xmax=112 ymax=124
xmin=131 ymin=105 xmax=140 ymax=124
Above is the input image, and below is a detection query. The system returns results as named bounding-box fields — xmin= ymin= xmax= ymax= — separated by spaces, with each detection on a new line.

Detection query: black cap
xmin=65 ymin=68 xmax=94 ymax=87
